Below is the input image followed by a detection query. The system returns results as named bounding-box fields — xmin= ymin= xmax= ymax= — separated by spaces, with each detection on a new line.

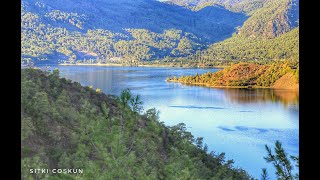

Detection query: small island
xmin=166 ymin=62 xmax=299 ymax=90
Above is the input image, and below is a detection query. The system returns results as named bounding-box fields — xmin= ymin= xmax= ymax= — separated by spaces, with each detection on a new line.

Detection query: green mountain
xmin=165 ymin=0 xmax=299 ymax=64
xmin=21 ymin=0 xmax=299 ymax=65
xmin=238 ymin=0 xmax=299 ymax=38
xmin=21 ymin=0 xmax=247 ymax=65
xmin=166 ymin=0 xmax=299 ymax=38
xmin=190 ymin=27 xmax=299 ymax=63
xmin=21 ymin=68 xmax=253 ymax=179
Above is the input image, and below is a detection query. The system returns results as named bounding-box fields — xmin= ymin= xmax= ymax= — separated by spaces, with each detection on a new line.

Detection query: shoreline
xmin=166 ymin=80 xmax=299 ymax=91
xmin=58 ymin=63 xmax=225 ymax=69
xmin=59 ymin=63 xmax=124 ymax=67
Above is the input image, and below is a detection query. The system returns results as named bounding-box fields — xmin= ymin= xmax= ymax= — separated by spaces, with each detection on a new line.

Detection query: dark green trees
xmin=118 ymin=88 xmax=143 ymax=114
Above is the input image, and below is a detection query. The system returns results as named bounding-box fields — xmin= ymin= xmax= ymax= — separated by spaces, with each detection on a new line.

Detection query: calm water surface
xmin=48 ymin=65 xmax=299 ymax=179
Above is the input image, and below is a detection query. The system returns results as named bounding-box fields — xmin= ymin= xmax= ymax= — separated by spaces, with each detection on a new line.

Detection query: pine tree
xmin=263 ymin=140 xmax=299 ymax=180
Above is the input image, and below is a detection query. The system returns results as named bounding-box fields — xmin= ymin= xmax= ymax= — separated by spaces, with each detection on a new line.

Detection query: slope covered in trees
xmin=237 ymin=0 xmax=299 ymax=38
xmin=21 ymin=68 xmax=253 ymax=179
xmin=188 ymin=27 xmax=299 ymax=63
xmin=21 ymin=0 xmax=247 ymax=65
xmin=23 ymin=0 xmax=246 ymax=39
xmin=164 ymin=0 xmax=299 ymax=64
xmin=21 ymin=0 xmax=299 ymax=66
xmin=172 ymin=0 xmax=299 ymax=38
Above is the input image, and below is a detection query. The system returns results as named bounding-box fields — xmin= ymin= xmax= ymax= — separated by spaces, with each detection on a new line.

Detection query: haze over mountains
xmin=21 ymin=0 xmax=299 ymax=65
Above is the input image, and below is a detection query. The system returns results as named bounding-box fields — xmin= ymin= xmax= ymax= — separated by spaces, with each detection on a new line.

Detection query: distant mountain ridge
xmin=21 ymin=0 xmax=247 ymax=64
xmin=22 ymin=0 xmax=246 ymax=42
xmin=21 ymin=0 xmax=299 ymax=65
xmin=166 ymin=0 xmax=299 ymax=63
xmin=238 ymin=0 xmax=299 ymax=38
xmin=166 ymin=0 xmax=299 ymax=38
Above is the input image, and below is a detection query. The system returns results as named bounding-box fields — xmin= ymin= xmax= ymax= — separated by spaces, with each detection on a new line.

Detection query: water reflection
xmin=179 ymin=84 xmax=299 ymax=107
xmin=222 ymin=88 xmax=299 ymax=107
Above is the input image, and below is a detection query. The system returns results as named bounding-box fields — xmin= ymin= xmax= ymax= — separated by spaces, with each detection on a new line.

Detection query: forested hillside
xmin=165 ymin=0 xmax=299 ymax=64
xmin=21 ymin=0 xmax=246 ymax=65
xmin=189 ymin=27 xmax=299 ymax=63
xmin=21 ymin=0 xmax=299 ymax=66
xmin=21 ymin=68 xmax=253 ymax=179
xmin=237 ymin=0 xmax=299 ymax=38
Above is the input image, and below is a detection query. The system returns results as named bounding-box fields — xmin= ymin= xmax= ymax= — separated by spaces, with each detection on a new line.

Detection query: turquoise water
xmin=48 ymin=65 xmax=299 ymax=179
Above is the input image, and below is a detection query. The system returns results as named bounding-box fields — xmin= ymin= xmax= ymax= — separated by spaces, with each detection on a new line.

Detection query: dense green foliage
xmin=21 ymin=68 xmax=253 ymax=179
xmin=187 ymin=27 xmax=299 ymax=63
xmin=238 ymin=0 xmax=299 ymax=38
xmin=21 ymin=0 xmax=247 ymax=65
xmin=167 ymin=62 xmax=298 ymax=87
xmin=21 ymin=0 xmax=299 ymax=66
xmin=164 ymin=0 xmax=299 ymax=64
xmin=262 ymin=141 xmax=299 ymax=180
xmin=21 ymin=7 xmax=203 ymax=64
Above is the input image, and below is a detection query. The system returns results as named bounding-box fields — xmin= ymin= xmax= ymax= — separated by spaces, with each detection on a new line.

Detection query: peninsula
xmin=166 ymin=62 xmax=299 ymax=90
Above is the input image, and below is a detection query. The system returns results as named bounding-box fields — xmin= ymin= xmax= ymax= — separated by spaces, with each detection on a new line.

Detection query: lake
xmin=47 ymin=65 xmax=299 ymax=179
